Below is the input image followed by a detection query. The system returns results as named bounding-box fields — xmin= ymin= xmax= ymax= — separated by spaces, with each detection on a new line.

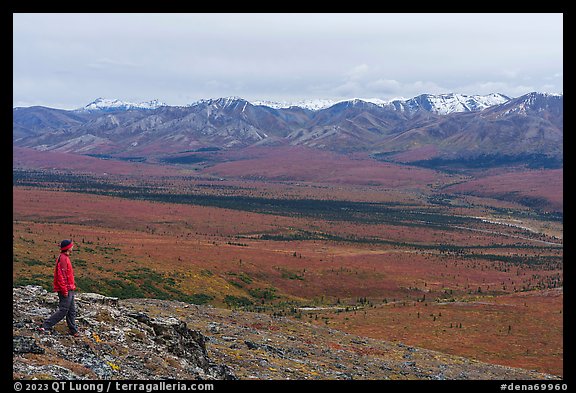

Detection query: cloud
xmin=330 ymin=73 xmax=449 ymax=101
xmin=454 ymin=81 xmax=538 ymax=98
xmin=13 ymin=13 xmax=563 ymax=108
xmin=347 ymin=64 xmax=370 ymax=81
xmin=87 ymin=57 xmax=141 ymax=70
xmin=371 ymin=79 xmax=402 ymax=92
xmin=501 ymin=70 xmax=520 ymax=79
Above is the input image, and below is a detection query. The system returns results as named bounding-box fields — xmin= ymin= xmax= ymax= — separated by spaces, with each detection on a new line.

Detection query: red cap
xmin=60 ymin=240 xmax=74 ymax=251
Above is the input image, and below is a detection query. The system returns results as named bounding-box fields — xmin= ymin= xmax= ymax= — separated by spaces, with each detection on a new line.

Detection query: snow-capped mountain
xmin=13 ymin=92 xmax=562 ymax=169
xmin=495 ymin=92 xmax=563 ymax=116
xmin=253 ymin=93 xmax=510 ymax=115
xmin=253 ymin=98 xmax=393 ymax=111
xmin=385 ymin=93 xmax=511 ymax=115
xmin=78 ymin=98 xmax=167 ymax=112
xmin=187 ymin=97 xmax=250 ymax=111
xmin=75 ymin=93 xmax=511 ymax=115
xmin=251 ymin=99 xmax=339 ymax=111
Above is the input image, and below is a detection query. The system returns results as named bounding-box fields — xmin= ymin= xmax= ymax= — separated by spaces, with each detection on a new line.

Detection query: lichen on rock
xmin=12 ymin=285 xmax=235 ymax=380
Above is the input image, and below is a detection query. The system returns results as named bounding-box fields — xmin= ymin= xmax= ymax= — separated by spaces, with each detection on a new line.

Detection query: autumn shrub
xmin=224 ymin=295 xmax=253 ymax=308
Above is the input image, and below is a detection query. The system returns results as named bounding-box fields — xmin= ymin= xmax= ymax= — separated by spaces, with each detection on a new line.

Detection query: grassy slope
xmin=13 ymin=180 xmax=563 ymax=376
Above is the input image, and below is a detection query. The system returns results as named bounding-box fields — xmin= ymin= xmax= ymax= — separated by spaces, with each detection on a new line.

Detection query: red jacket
xmin=53 ymin=252 xmax=76 ymax=296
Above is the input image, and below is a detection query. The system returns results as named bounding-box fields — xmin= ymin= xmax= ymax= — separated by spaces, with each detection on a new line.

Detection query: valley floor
xmin=12 ymin=165 xmax=563 ymax=377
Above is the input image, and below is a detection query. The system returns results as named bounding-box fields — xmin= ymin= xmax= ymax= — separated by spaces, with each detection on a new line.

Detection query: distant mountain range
xmin=75 ymin=93 xmax=510 ymax=114
xmin=13 ymin=92 xmax=563 ymax=170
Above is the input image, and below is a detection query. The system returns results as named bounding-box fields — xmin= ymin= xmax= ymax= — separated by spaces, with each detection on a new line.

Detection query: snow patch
xmin=253 ymin=93 xmax=510 ymax=114
xmin=78 ymin=98 xmax=166 ymax=112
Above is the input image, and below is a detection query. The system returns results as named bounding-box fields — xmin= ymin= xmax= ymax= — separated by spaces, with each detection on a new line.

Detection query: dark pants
xmin=42 ymin=290 xmax=77 ymax=334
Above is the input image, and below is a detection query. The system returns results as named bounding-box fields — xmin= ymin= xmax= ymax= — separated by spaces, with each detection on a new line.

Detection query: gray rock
xmin=77 ymin=293 xmax=119 ymax=307
xmin=12 ymin=285 xmax=560 ymax=381
xmin=244 ymin=340 xmax=259 ymax=350
xmin=12 ymin=285 xmax=235 ymax=380
xmin=13 ymin=336 xmax=44 ymax=354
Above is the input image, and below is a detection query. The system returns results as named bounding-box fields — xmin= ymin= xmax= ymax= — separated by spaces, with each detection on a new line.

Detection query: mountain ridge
xmin=78 ymin=98 xmax=167 ymax=112
xmin=14 ymin=92 xmax=528 ymax=114
xmin=72 ymin=92 xmax=514 ymax=114
xmin=13 ymin=92 xmax=563 ymax=169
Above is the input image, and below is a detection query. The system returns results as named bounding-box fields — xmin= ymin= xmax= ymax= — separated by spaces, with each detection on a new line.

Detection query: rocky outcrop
xmin=13 ymin=286 xmax=235 ymax=380
xmin=13 ymin=285 xmax=560 ymax=380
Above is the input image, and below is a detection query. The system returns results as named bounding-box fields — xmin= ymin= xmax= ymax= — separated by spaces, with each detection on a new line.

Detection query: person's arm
xmin=54 ymin=257 xmax=69 ymax=297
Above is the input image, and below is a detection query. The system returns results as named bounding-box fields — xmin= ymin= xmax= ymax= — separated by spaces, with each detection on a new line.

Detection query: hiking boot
xmin=37 ymin=326 xmax=52 ymax=335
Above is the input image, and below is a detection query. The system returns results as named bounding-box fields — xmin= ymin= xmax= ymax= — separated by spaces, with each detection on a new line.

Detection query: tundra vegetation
xmin=13 ymin=162 xmax=563 ymax=376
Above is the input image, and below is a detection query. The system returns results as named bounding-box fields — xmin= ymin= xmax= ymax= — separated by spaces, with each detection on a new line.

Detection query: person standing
xmin=38 ymin=240 xmax=79 ymax=337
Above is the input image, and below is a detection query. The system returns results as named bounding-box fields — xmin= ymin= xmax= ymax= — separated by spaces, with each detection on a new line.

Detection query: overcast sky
xmin=13 ymin=13 xmax=563 ymax=109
